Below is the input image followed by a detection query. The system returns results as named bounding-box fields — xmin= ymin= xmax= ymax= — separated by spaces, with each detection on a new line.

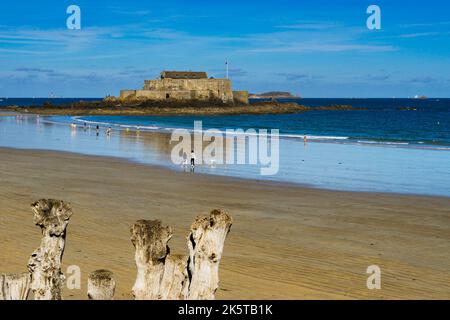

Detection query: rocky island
xmin=1 ymin=70 xmax=354 ymax=116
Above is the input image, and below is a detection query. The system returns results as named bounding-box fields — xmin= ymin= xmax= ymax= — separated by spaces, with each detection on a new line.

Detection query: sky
xmin=0 ymin=0 xmax=449 ymax=98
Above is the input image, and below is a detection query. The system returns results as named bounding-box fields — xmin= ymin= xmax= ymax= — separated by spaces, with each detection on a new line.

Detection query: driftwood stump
xmin=87 ymin=270 xmax=116 ymax=300
xmin=27 ymin=199 xmax=73 ymax=300
xmin=130 ymin=220 xmax=170 ymax=299
xmin=0 ymin=273 xmax=31 ymax=300
xmin=187 ymin=209 xmax=233 ymax=300
xmin=130 ymin=209 xmax=232 ymax=300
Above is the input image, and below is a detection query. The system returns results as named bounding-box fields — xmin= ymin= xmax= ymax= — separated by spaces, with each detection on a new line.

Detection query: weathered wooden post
xmin=27 ymin=199 xmax=73 ymax=300
xmin=130 ymin=209 xmax=232 ymax=300
xmin=0 ymin=273 xmax=31 ymax=300
xmin=87 ymin=270 xmax=116 ymax=300
xmin=186 ymin=209 xmax=232 ymax=300
xmin=130 ymin=220 xmax=172 ymax=299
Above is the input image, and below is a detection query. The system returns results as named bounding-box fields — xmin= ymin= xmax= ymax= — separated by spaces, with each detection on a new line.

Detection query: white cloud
xmin=111 ymin=9 xmax=152 ymax=16
xmin=0 ymin=26 xmax=118 ymax=54
xmin=246 ymin=43 xmax=396 ymax=53
xmin=0 ymin=21 xmax=397 ymax=59
xmin=399 ymin=21 xmax=450 ymax=28
xmin=399 ymin=32 xmax=448 ymax=38
xmin=275 ymin=21 xmax=339 ymax=30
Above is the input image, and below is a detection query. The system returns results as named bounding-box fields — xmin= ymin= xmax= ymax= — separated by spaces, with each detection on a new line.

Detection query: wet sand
xmin=0 ymin=148 xmax=449 ymax=299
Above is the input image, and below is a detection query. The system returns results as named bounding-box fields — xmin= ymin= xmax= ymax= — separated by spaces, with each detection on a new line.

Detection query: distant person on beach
xmin=96 ymin=125 xmax=100 ymax=136
xmin=182 ymin=153 xmax=189 ymax=171
xmin=304 ymin=135 xmax=307 ymax=143
xmin=106 ymin=127 xmax=112 ymax=136
xmin=190 ymin=150 xmax=196 ymax=168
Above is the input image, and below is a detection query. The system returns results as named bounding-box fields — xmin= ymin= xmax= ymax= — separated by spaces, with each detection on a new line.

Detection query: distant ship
xmin=414 ymin=95 xmax=428 ymax=100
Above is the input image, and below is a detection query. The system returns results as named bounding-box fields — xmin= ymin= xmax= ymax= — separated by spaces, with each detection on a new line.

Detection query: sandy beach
xmin=0 ymin=147 xmax=449 ymax=299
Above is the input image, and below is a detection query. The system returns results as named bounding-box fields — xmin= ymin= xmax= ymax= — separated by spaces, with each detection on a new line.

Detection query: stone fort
xmin=120 ymin=71 xmax=249 ymax=104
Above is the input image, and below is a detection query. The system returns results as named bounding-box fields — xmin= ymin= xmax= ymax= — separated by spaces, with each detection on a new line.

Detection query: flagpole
xmin=226 ymin=59 xmax=229 ymax=79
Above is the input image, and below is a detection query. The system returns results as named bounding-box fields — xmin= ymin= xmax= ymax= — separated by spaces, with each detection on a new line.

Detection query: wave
xmin=280 ymin=134 xmax=349 ymax=140
xmin=72 ymin=116 xmax=350 ymax=139
xmin=72 ymin=117 xmax=162 ymax=131
xmin=356 ymin=140 xmax=409 ymax=145
xmin=55 ymin=116 xmax=450 ymax=151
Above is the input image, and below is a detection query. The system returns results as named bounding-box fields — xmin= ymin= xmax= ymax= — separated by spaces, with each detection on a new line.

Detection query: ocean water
xmin=0 ymin=97 xmax=99 ymax=107
xmin=1 ymin=98 xmax=450 ymax=196
xmin=30 ymin=98 xmax=450 ymax=148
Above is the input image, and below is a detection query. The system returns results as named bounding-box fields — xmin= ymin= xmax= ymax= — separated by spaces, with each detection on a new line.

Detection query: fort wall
xmin=143 ymin=78 xmax=234 ymax=102
xmin=119 ymin=71 xmax=248 ymax=104
xmin=120 ymin=90 xmax=137 ymax=99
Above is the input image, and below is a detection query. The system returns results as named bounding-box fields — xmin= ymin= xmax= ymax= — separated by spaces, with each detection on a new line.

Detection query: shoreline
xmin=1 ymin=113 xmax=450 ymax=197
xmin=0 ymin=147 xmax=449 ymax=299
xmin=1 ymin=145 xmax=449 ymax=200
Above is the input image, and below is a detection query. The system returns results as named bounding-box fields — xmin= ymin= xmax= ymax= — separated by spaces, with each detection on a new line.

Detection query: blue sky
xmin=0 ymin=0 xmax=449 ymax=97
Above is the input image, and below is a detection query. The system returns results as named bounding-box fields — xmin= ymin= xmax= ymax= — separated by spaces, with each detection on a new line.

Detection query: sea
xmin=1 ymin=98 xmax=449 ymax=196
xmin=2 ymin=98 xmax=450 ymax=147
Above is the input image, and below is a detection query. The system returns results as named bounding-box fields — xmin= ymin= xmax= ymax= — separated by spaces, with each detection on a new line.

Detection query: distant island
xmin=1 ymin=70 xmax=358 ymax=116
xmin=2 ymin=99 xmax=356 ymax=116
xmin=249 ymin=91 xmax=300 ymax=99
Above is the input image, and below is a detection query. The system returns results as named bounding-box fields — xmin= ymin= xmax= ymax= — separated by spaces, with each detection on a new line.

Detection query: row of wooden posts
xmin=0 ymin=199 xmax=232 ymax=300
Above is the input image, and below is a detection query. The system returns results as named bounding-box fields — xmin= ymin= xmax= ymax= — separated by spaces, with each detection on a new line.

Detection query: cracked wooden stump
xmin=130 ymin=220 xmax=189 ymax=300
xmin=87 ymin=269 xmax=116 ymax=300
xmin=187 ymin=209 xmax=233 ymax=300
xmin=27 ymin=199 xmax=73 ymax=300
xmin=0 ymin=273 xmax=31 ymax=300
xmin=130 ymin=209 xmax=232 ymax=300
xmin=130 ymin=220 xmax=171 ymax=300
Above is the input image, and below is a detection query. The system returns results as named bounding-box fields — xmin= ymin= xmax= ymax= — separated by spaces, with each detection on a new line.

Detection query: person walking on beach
xmin=190 ymin=150 xmax=196 ymax=168
xmin=106 ymin=127 xmax=112 ymax=136
xmin=96 ymin=125 xmax=100 ymax=136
